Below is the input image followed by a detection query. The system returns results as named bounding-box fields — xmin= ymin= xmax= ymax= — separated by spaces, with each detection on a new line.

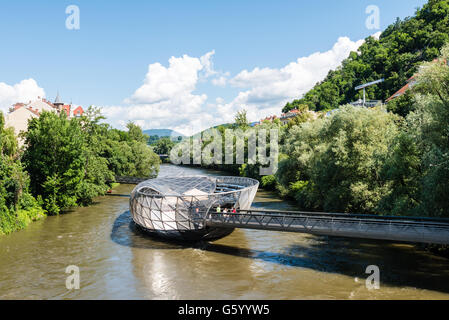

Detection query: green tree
xmin=234 ymin=109 xmax=249 ymax=129
xmin=0 ymin=112 xmax=44 ymax=235
xmin=279 ymin=105 xmax=399 ymax=213
xmin=379 ymin=42 xmax=449 ymax=217
xmin=22 ymin=112 xmax=89 ymax=214
xmin=153 ymin=137 xmax=175 ymax=155
xmin=127 ymin=122 xmax=149 ymax=144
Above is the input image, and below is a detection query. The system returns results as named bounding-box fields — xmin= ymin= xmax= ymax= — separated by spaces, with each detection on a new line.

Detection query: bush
xmin=278 ymin=105 xmax=399 ymax=214
xmin=261 ymin=175 xmax=276 ymax=190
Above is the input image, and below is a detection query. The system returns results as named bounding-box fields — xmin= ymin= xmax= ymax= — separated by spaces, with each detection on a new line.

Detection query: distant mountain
xmin=143 ymin=129 xmax=184 ymax=138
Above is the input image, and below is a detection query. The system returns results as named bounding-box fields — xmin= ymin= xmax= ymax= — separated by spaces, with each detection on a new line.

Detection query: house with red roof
xmin=386 ymin=58 xmax=449 ymax=103
xmin=4 ymin=94 xmax=85 ymax=142
xmin=386 ymin=76 xmax=417 ymax=102
xmin=72 ymin=106 xmax=84 ymax=117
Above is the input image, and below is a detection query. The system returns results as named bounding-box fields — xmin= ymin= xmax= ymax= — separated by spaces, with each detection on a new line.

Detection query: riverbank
xmin=0 ymin=181 xmax=123 ymax=236
xmin=0 ymin=207 xmax=46 ymax=236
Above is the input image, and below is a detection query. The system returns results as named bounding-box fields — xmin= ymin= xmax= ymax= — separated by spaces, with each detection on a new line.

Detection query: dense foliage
xmin=283 ymin=0 xmax=449 ymax=114
xmin=379 ymin=45 xmax=449 ymax=217
xmin=153 ymin=137 xmax=175 ymax=155
xmin=274 ymin=43 xmax=449 ymax=217
xmin=0 ymin=112 xmax=44 ymax=235
xmin=22 ymin=109 xmax=160 ymax=215
xmin=276 ymin=105 xmax=398 ymax=213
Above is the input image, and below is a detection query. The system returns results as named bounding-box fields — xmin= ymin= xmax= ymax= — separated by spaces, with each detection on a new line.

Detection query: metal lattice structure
xmin=205 ymin=209 xmax=449 ymax=245
xmin=130 ymin=176 xmax=259 ymax=240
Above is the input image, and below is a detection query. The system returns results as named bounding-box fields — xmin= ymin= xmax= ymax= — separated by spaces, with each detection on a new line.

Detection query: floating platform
xmin=129 ymin=176 xmax=259 ymax=241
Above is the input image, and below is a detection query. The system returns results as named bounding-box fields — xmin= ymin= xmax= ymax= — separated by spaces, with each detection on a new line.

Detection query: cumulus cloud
xmin=372 ymin=31 xmax=382 ymax=40
xmin=211 ymin=75 xmax=228 ymax=87
xmin=0 ymin=79 xmax=45 ymax=112
xmin=199 ymin=50 xmax=218 ymax=78
xmin=101 ymin=36 xmax=367 ymax=136
xmin=228 ymin=36 xmax=364 ymax=104
xmin=102 ymin=51 xmax=216 ymax=135
xmin=125 ymin=54 xmax=205 ymax=105
xmin=208 ymin=36 xmax=365 ymax=125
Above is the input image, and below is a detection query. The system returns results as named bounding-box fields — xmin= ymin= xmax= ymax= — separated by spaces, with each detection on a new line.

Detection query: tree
xmin=379 ymin=42 xmax=449 ymax=217
xmin=234 ymin=109 xmax=249 ymax=129
xmin=153 ymin=137 xmax=175 ymax=155
xmin=22 ymin=112 xmax=90 ymax=214
xmin=0 ymin=112 xmax=44 ymax=235
xmin=278 ymin=105 xmax=399 ymax=214
xmin=386 ymin=91 xmax=416 ymax=117
xmin=127 ymin=122 xmax=149 ymax=144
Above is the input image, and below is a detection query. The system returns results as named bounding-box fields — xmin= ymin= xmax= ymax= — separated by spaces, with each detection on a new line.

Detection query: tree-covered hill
xmin=283 ymin=0 xmax=449 ymax=113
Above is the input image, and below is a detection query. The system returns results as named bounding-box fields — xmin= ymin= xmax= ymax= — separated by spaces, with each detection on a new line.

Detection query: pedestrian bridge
xmin=204 ymin=209 xmax=449 ymax=245
xmin=116 ymin=176 xmax=449 ymax=245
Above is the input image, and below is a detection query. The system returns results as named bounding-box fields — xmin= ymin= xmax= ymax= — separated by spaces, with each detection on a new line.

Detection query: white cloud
xmin=125 ymin=54 xmax=205 ymax=105
xmin=199 ymin=50 xmax=217 ymax=78
xmin=102 ymin=52 xmax=216 ymax=135
xmin=215 ymin=97 xmax=225 ymax=104
xmin=372 ymin=31 xmax=382 ymax=40
xmin=0 ymin=79 xmax=45 ymax=112
xmin=208 ymin=36 xmax=365 ymax=125
xmin=101 ymin=36 xmax=367 ymax=135
xmin=212 ymin=76 xmax=228 ymax=87
xmin=228 ymin=36 xmax=364 ymax=105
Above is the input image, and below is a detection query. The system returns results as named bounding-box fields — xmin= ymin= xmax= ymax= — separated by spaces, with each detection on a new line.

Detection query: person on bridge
xmin=232 ymin=207 xmax=237 ymax=214
xmin=216 ymin=205 xmax=221 ymax=213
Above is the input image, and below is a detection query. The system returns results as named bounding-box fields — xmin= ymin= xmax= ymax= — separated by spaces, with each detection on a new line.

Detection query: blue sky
xmin=0 ymin=0 xmax=427 ymax=134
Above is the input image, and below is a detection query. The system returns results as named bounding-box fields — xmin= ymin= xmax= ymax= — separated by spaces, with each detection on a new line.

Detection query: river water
xmin=1 ymin=164 xmax=449 ymax=300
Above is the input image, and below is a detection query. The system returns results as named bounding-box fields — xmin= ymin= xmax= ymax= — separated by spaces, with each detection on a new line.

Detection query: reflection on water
xmin=0 ymin=164 xmax=449 ymax=299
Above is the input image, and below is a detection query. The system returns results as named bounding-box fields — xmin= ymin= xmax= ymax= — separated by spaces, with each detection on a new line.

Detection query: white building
xmin=4 ymin=94 xmax=84 ymax=145
xmin=5 ymin=106 xmax=39 ymax=137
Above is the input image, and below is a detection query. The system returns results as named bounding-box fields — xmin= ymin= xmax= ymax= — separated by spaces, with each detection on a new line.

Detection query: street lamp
xmin=355 ymin=79 xmax=385 ymax=107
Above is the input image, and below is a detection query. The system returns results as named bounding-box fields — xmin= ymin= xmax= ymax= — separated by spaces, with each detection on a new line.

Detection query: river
xmin=0 ymin=164 xmax=449 ymax=299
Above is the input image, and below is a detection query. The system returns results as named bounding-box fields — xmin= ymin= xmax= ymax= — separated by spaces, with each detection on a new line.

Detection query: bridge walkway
xmin=203 ymin=209 xmax=449 ymax=245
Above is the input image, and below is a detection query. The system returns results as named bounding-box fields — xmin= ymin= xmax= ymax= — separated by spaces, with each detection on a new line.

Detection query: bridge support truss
xmin=205 ymin=209 xmax=449 ymax=245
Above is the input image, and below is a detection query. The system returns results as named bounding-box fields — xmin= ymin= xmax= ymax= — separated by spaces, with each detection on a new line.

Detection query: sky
xmin=0 ymin=0 xmax=427 ymax=135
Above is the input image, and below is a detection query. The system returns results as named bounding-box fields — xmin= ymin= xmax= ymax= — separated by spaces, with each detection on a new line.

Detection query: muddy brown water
xmin=1 ymin=164 xmax=449 ymax=299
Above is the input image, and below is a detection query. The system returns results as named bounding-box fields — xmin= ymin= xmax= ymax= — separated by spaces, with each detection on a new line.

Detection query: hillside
xmin=143 ymin=129 xmax=184 ymax=138
xmin=283 ymin=0 xmax=449 ymax=113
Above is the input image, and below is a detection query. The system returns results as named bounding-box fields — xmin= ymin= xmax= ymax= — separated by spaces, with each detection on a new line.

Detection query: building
xmin=259 ymin=115 xmax=278 ymax=124
xmin=4 ymin=94 xmax=84 ymax=140
xmin=349 ymin=99 xmax=384 ymax=107
xmin=279 ymin=109 xmax=318 ymax=125
xmin=386 ymin=58 xmax=449 ymax=103
xmin=386 ymin=76 xmax=417 ymax=102
xmin=4 ymin=106 xmax=39 ymax=137
xmin=280 ymin=109 xmax=300 ymax=125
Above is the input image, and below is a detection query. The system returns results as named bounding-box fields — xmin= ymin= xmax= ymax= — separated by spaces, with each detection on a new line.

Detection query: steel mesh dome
xmin=129 ymin=176 xmax=259 ymax=241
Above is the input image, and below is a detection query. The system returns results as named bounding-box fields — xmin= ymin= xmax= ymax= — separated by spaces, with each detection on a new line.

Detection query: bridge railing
xmin=203 ymin=209 xmax=449 ymax=245
xmin=236 ymin=208 xmax=449 ymax=224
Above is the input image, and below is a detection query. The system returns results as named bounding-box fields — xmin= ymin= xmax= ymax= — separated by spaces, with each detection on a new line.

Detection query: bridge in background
xmin=157 ymin=154 xmax=169 ymax=160
xmin=115 ymin=176 xmax=148 ymax=185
